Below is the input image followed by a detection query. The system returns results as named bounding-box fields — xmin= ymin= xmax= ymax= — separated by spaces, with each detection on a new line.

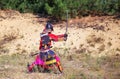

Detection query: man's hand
xmin=64 ymin=33 xmax=68 ymax=37
xmin=64 ymin=33 xmax=68 ymax=41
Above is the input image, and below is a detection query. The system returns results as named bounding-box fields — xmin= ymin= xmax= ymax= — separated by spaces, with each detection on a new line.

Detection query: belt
xmin=40 ymin=49 xmax=50 ymax=52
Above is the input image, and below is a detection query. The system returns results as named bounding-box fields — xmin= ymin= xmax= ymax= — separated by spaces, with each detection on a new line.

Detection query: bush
xmin=0 ymin=0 xmax=120 ymax=20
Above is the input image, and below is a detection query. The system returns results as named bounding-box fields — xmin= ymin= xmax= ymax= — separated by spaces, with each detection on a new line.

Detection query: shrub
xmin=0 ymin=0 xmax=120 ymax=20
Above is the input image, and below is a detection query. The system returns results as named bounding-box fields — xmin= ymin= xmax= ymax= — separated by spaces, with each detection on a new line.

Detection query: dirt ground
xmin=0 ymin=10 xmax=120 ymax=56
xmin=0 ymin=10 xmax=120 ymax=79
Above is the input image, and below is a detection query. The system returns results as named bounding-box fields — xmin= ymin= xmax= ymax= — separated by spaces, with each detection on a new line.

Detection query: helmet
xmin=45 ymin=22 xmax=54 ymax=31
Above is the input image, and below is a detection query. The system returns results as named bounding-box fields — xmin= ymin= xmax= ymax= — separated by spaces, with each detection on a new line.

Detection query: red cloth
xmin=39 ymin=33 xmax=64 ymax=50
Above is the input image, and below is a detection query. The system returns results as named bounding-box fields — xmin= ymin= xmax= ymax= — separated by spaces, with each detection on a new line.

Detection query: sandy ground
xmin=0 ymin=10 xmax=120 ymax=57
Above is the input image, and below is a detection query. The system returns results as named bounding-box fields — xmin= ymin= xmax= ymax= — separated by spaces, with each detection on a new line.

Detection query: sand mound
xmin=0 ymin=10 xmax=120 ymax=57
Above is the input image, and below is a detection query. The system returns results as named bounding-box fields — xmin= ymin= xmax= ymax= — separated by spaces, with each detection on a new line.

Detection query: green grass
xmin=0 ymin=50 xmax=120 ymax=79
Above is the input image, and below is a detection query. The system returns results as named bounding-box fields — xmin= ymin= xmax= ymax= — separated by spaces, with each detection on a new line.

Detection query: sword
xmin=65 ymin=10 xmax=68 ymax=34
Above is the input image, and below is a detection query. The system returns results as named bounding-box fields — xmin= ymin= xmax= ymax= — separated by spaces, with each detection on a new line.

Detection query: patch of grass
xmin=98 ymin=44 xmax=105 ymax=52
xmin=0 ymin=48 xmax=119 ymax=79
xmin=107 ymin=41 xmax=112 ymax=47
xmin=70 ymin=41 xmax=74 ymax=45
xmin=0 ymin=46 xmax=9 ymax=55
xmin=63 ymin=68 xmax=81 ymax=79
xmin=0 ymin=29 xmax=24 ymax=55
xmin=95 ymin=55 xmax=120 ymax=78
xmin=4 ymin=33 xmax=17 ymax=42
xmin=53 ymin=47 xmax=70 ymax=58
xmin=116 ymin=48 xmax=120 ymax=51
xmin=86 ymin=34 xmax=105 ymax=46
xmin=0 ymin=54 xmax=30 ymax=79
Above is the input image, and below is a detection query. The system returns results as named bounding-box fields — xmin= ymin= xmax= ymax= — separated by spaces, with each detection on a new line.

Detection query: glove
xmin=64 ymin=33 xmax=68 ymax=38
xmin=64 ymin=33 xmax=68 ymax=41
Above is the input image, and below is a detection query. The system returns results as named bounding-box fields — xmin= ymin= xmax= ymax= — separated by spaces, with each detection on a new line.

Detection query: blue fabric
xmin=40 ymin=50 xmax=55 ymax=60
xmin=42 ymin=35 xmax=50 ymax=45
xmin=40 ymin=52 xmax=48 ymax=60
xmin=48 ymin=50 xmax=55 ymax=56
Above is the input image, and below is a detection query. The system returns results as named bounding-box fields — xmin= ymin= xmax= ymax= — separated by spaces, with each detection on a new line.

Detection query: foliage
xmin=0 ymin=0 xmax=120 ymax=20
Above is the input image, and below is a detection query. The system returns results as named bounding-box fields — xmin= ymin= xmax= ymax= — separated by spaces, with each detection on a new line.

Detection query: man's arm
xmin=49 ymin=33 xmax=67 ymax=41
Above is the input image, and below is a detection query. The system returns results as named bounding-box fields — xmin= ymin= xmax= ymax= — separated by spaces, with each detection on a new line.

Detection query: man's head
xmin=45 ymin=22 xmax=53 ymax=33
